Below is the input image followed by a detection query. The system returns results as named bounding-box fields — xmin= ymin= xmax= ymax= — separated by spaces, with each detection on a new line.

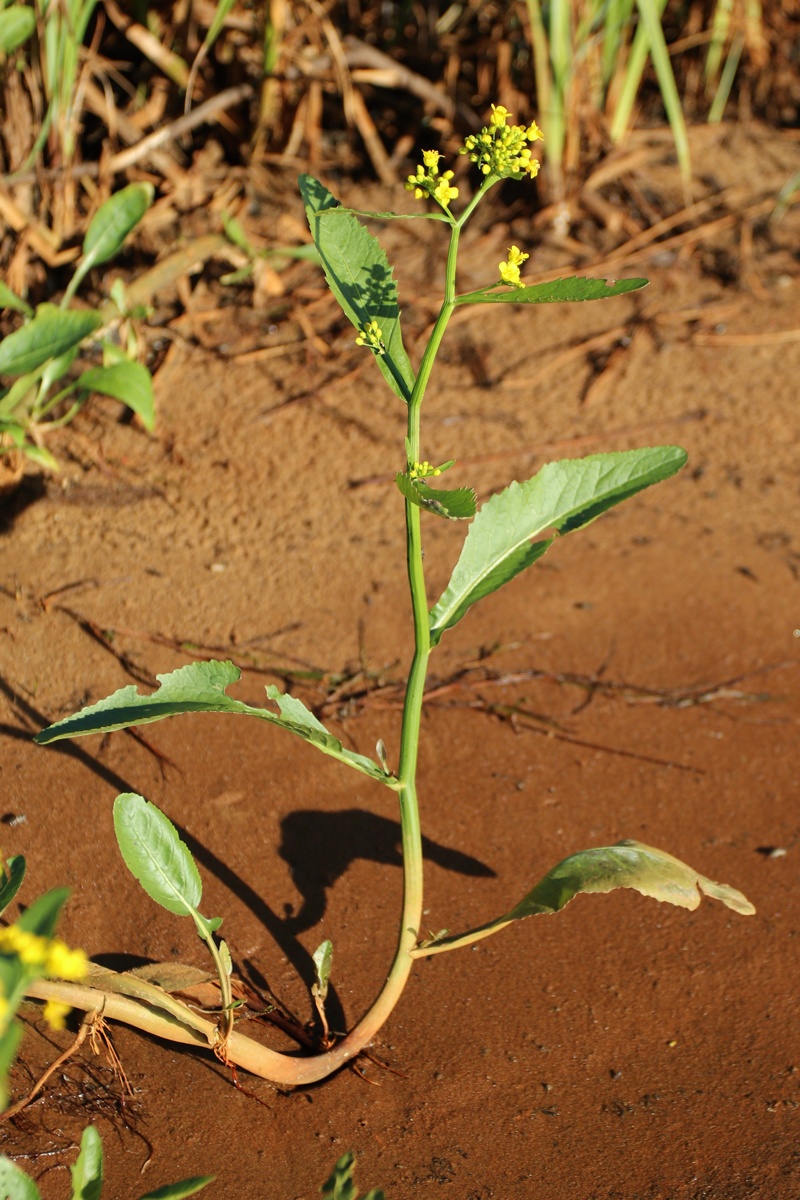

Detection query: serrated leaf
xmin=113 ymin=794 xmax=202 ymax=918
xmin=412 ymin=841 xmax=755 ymax=956
xmin=0 ymin=305 xmax=103 ymax=377
xmin=17 ymin=887 xmax=69 ymax=938
xmin=35 ymin=661 xmax=389 ymax=785
xmin=0 ymin=856 xmax=26 ymax=917
xmin=459 ymin=276 xmax=648 ymax=305
xmin=138 ymin=1178 xmax=216 ymax=1200
xmin=70 ymin=1125 xmax=103 ymax=1200
xmin=395 ymin=473 xmax=477 ymax=520
xmin=0 ymin=281 xmax=33 ymax=317
xmin=76 ymin=362 xmax=155 ymax=430
xmin=0 ymin=1152 xmax=41 ymax=1200
xmin=429 ymin=447 xmax=687 ymax=645
xmin=0 ymin=5 xmax=36 ymax=55
xmin=299 ymin=174 xmax=415 ymax=404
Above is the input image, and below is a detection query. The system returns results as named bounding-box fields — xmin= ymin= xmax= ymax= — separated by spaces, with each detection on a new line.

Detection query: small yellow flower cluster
xmin=460 ymin=105 xmax=543 ymax=180
xmin=498 ymin=245 xmax=529 ymax=289
xmin=409 ymin=461 xmax=442 ymax=479
xmin=405 ymin=149 xmax=459 ymax=211
xmin=0 ymin=925 xmax=88 ymax=981
xmin=355 ymin=319 xmax=385 ymax=356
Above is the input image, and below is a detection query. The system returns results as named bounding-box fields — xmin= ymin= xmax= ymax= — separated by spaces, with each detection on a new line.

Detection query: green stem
xmin=21 ymin=195 xmax=491 ymax=1090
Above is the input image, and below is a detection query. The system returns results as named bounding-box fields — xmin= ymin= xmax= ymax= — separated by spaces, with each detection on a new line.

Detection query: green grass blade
xmin=707 ymin=32 xmax=743 ymax=123
xmin=299 ymin=174 xmax=415 ymax=404
xmin=608 ymin=0 xmax=666 ymax=144
xmin=35 ymin=660 xmax=390 ymax=785
xmin=113 ymin=794 xmax=202 ymax=918
xmin=429 ymin=446 xmax=687 ymax=646
xmin=634 ymin=0 xmax=691 ymax=182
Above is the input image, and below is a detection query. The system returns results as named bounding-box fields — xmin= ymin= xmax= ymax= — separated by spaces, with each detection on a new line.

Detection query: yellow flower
xmin=405 ymin=151 xmax=458 ymax=212
xmin=498 ymin=245 xmax=529 ymax=289
xmin=0 ymin=925 xmax=87 ymax=981
xmin=355 ymin=319 xmax=385 ymax=356
xmin=44 ymin=941 xmax=88 ymax=982
xmin=459 ymin=108 xmax=543 ymax=181
xmin=43 ymin=1000 xmax=72 ymax=1031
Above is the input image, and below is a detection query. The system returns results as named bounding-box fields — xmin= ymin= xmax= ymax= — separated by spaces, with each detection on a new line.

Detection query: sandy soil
xmin=1 ymin=123 xmax=799 ymax=1199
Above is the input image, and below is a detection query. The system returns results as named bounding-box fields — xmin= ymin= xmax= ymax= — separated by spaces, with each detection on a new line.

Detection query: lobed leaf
xmin=77 ymin=362 xmax=155 ymax=430
xmin=429 ymin=447 xmax=687 ymax=645
xmin=413 ymin=841 xmax=755 ymax=956
xmin=113 ymin=794 xmax=202 ymax=918
xmin=458 ymin=276 xmax=648 ymax=305
xmin=395 ymin=473 xmax=477 ymax=520
xmin=299 ymin=174 xmax=415 ymax=404
xmin=35 ymin=660 xmax=390 ymax=785
xmin=0 ymin=305 xmax=102 ymax=378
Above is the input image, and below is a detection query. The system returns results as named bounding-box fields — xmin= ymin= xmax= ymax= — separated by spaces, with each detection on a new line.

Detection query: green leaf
xmin=299 ymin=174 xmax=415 ymax=405
xmin=458 ymin=276 xmax=648 ymax=305
xmin=138 ymin=1177 xmax=216 ymax=1200
xmin=0 ymin=370 xmax=42 ymax=417
xmin=113 ymin=794 xmax=202 ymax=918
xmin=429 ymin=446 xmax=687 ymax=645
xmin=395 ymin=473 xmax=477 ymax=520
xmin=0 ymin=305 xmax=103 ymax=377
xmin=0 ymin=1152 xmax=41 ymax=1200
xmin=35 ymin=661 xmax=390 ymax=785
xmin=21 ymin=442 xmax=59 ymax=471
xmin=0 ymin=282 xmax=33 ymax=317
xmin=0 ymin=5 xmax=36 ymax=55
xmin=81 ymin=184 xmax=154 ymax=272
xmin=0 ymin=1021 xmax=25 ymax=1114
xmin=413 ymin=841 xmax=755 ymax=956
xmin=0 ymin=856 xmax=26 ymax=917
xmin=64 ymin=184 xmax=154 ymax=305
xmin=70 ymin=1125 xmax=103 ymax=1200
xmin=312 ymin=939 xmax=333 ymax=1003
xmin=17 ymin=887 xmax=70 ymax=938
xmin=76 ymin=362 xmax=155 ymax=430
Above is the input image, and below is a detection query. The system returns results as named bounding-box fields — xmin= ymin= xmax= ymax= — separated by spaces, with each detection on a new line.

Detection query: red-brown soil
xmin=1 ymin=124 xmax=799 ymax=1199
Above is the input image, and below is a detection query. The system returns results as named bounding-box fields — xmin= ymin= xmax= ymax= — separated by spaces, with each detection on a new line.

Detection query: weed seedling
xmin=26 ymin=109 xmax=753 ymax=1088
xmin=0 ymin=184 xmax=155 ymax=470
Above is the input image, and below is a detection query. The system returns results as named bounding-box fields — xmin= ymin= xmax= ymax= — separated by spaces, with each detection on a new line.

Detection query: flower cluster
xmin=0 ymin=924 xmax=88 ymax=1031
xmin=355 ymin=319 xmax=385 ymax=356
xmin=498 ymin=245 xmax=529 ymax=289
xmin=460 ymin=105 xmax=543 ymax=180
xmin=0 ymin=925 xmax=88 ymax=981
xmin=409 ymin=461 xmax=442 ymax=480
xmin=405 ymin=149 xmax=459 ymax=211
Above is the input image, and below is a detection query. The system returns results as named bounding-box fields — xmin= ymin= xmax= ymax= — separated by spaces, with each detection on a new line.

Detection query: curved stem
xmin=21 ymin=202 xmax=488 ymax=1090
